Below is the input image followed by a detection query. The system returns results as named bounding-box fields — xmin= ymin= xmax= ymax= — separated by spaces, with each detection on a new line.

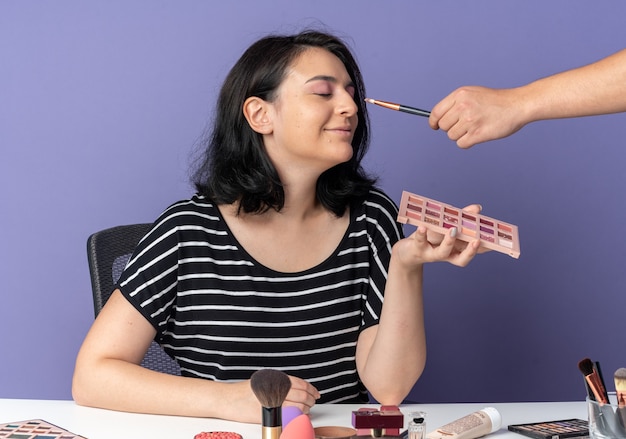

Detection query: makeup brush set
xmin=577 ymin=357 xmax=626 ymax=438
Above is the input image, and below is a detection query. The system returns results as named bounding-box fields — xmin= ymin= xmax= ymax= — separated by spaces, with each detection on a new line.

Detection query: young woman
xmin=73 ymin=29 xmax=482 ymax=423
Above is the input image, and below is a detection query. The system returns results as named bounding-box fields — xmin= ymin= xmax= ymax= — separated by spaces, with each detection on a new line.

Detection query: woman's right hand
xmin=283 ymin=375 xmax=320 ymax=414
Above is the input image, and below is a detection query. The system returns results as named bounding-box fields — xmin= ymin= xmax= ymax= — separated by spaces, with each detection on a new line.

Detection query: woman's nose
xmin=337 ymin=92 xmax=358 ymax=116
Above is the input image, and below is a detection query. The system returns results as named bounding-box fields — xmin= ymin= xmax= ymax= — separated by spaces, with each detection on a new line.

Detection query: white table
xmin=0 ymin=398 xmax=587 ymax=439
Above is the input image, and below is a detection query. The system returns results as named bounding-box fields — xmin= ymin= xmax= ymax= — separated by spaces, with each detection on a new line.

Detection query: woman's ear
xmin=243 ymin=96 xmax=273 ymax=134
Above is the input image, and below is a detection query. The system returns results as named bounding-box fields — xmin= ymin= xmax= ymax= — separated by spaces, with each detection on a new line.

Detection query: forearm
xmin=521 ymin=48 xmax=626 ymax=122
xmin=358 ymin=257 xmax=426 ymax=405
xmin=72 ymin=358 xmax=258 ymax=422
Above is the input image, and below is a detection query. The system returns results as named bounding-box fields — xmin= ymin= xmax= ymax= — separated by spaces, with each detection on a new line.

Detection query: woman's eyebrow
xmin=305 ymin=75 xmax=337 ymax=84
xmin=306 ymin=75 xmax=354 ymax=85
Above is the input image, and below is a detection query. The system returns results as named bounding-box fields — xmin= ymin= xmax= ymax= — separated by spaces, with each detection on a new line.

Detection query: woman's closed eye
xmin=313 ymin=86 xmax=356 ymax=99
xmin=311 ymin=83 xmax=333 ymax=97
xmin=306 ymin=75 xmax=356 ymax=99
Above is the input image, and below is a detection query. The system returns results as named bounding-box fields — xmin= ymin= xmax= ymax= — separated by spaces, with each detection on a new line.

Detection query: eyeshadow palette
xmin=397 ymin=191 xmax=520 ymax=258
xmin=508 ymin=418 xmax=589 ymax=438
xmin=0 ymin=419 xmax=86 ymax=439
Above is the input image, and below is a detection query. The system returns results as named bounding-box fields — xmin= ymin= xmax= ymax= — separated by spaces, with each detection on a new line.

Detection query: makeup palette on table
xmin=0 ymin=419 xmax=86 ymax=439
xmin=397 ymin=191 xmax=520 ymax=258
xmin=508 ymin=418 xmax=589 ymax=438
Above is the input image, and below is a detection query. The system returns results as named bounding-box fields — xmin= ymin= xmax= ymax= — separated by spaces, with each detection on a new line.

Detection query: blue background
xmin=2 ymin=1 xmax=626 ymax=403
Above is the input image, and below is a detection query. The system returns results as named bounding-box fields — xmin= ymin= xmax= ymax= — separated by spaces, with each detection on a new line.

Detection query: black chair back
xmin=87 ymin=224 xmax=181 ymax=375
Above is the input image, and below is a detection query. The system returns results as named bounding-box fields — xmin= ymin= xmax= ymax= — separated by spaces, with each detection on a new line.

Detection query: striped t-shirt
xmin=117 ymin=188 xmax=404 ymax=403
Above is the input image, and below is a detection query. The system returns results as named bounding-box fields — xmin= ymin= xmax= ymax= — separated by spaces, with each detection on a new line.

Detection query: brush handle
xmin=398 ymin=105 xmax=431 ymax=117
xmin=586 ymin=375 xmax=607 ymax=403
xmin=595 ymin=361 xmax=610 ymax=402
xmin=262 ymin=406 xmax=282 ymax=427
xmin=261 ymin=406 xmax=282 ymax=439
xmin=261 ymin=425 xmax=281 ymax=439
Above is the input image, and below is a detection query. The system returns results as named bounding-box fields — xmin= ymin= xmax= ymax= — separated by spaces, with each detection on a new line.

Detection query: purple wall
xmin=2 ymin=1 xmax=626 ymax=403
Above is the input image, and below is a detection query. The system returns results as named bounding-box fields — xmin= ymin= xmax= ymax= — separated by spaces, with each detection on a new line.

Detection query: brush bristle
xmin=578 ymin=358 xmax=595 ymax=375
xmin=615 ymin=368 xmax=626 ymax=390
xmin=250 ymin=369 xmax=291 ymax=408
xmin=364 ymin=98 xmax=375 ymax=104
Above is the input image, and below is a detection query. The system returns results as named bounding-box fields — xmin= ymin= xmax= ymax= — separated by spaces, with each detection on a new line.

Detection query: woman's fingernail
xmin=450 ymin=227 xmax=458 ymax=238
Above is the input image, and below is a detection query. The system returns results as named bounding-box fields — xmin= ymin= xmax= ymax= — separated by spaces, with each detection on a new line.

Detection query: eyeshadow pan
xmin=498 ymin=231 xmax=513 ymax=240
xmin=443 ymin=214 xmax=458 ymax=224
xmin=424 ymin=217 xmax=440 ymax=226
xmin=498 ymin=223 xmax=512 ymax=233
xmin=407 ymin=203 xmax=422 ymax=213
xmin=461 ymin=220 xmax=476 ymax=230
xmin=406 ymin=210 xmax=421 ymax=221
xmin=426 ymin=201 xmax=440 ymax=211
xmin=462 ymin=228 xmax=476 ymax=237
xmin=461 ymin=212 xmax=476 ymax=221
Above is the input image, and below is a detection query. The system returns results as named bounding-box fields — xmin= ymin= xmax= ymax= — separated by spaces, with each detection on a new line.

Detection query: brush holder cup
xmin=587 ymin=393 xmax=626 ymax=439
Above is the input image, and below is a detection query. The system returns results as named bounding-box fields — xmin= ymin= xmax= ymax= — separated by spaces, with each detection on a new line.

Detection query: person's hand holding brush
xmin=429 ymin=48 xmax=626 ymax=148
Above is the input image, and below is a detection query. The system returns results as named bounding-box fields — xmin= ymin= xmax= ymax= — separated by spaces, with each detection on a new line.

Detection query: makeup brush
xmin=578 ymin=358 xmax=596 ymax=401
xmin=614 ymin=368 xmax=626 ymax=429
xmin=595 ymin=361 xmax=610 ymax=403
xmin=365 ymin=98 xmax=431 ymax=117
xmin=250 ymin=369 xmax=291 ymax=439
xmin=578 ymin=358 xmax=608 ymax=403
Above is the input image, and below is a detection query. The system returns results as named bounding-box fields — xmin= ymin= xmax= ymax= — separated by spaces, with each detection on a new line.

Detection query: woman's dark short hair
xmin=192 ymin=29 xmax=376 ymax=216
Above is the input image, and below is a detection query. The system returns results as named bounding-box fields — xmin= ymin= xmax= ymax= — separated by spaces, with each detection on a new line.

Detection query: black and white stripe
xmin=118 ymin=189 xmax=403 ymax=403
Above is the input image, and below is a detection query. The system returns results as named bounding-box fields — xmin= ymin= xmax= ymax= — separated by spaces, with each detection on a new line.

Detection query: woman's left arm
xmin=355 ymin=208 xmax=481 ymax=404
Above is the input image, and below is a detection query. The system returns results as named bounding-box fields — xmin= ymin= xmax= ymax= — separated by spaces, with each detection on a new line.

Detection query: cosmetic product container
xmin=408 ymin=411 xmax=426 ymax=439
xmin=426 ymin=407 xmax=501 ymax=439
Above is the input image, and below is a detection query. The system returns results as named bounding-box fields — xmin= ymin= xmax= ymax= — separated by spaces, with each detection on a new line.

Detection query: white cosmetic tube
xmin=426 ymin=407 xmax=501 ymax=439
